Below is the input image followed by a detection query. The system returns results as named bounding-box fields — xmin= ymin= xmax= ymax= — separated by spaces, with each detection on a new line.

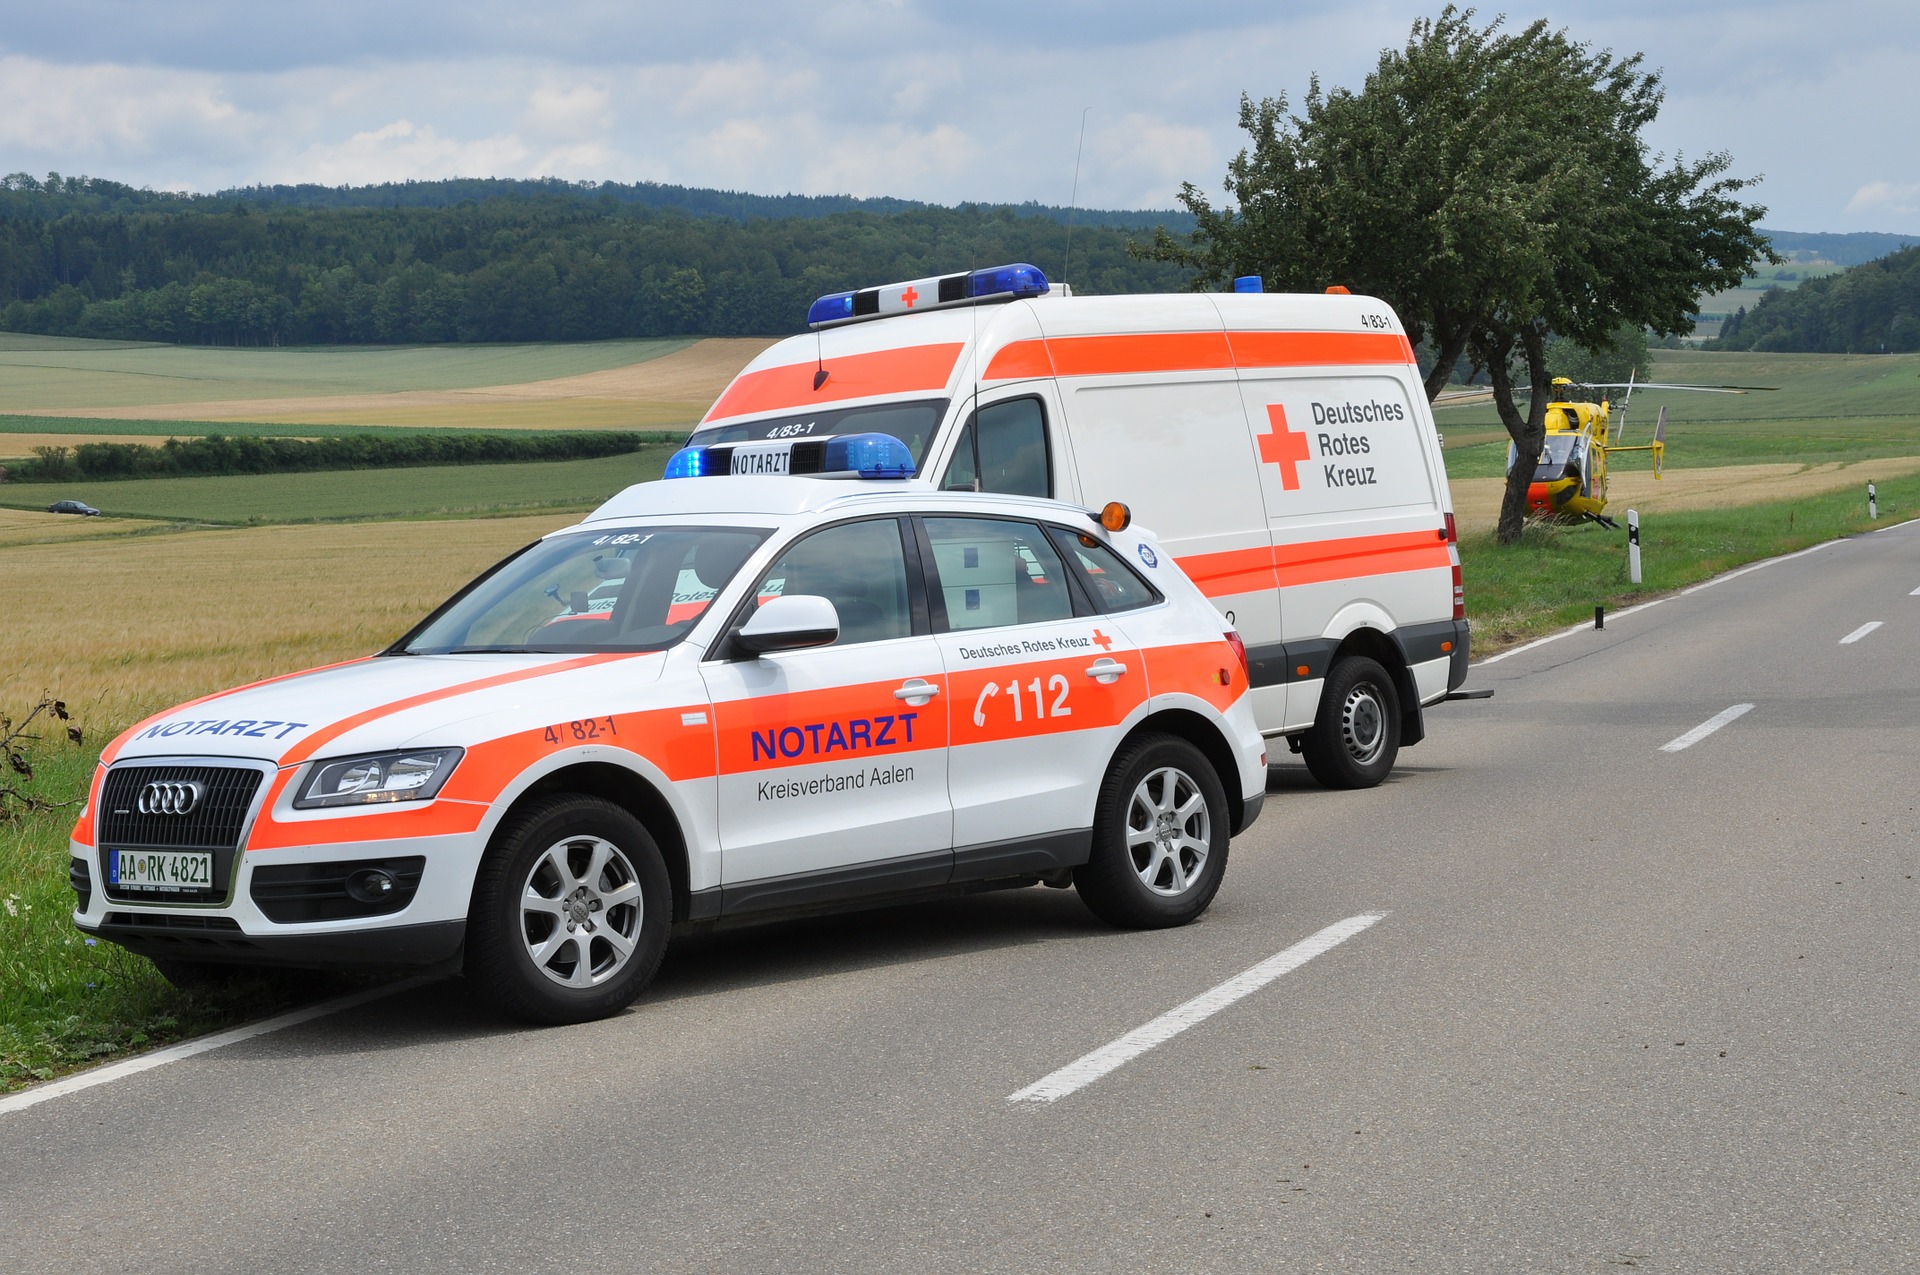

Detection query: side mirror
xmin=735 ymin=594 xmax=839 ymax=656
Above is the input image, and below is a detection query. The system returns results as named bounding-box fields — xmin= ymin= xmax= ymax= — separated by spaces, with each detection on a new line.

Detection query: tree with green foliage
xmin=1143 ymin=7 xmax=1771 ymax=543
xmin=1715 ymin=245 xmax=1920 ymax=353
xmin=1548 ymin=321 xmax=1649 ymax=386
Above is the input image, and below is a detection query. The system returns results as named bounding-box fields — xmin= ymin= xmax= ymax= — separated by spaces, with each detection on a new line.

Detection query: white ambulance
xmin=72 ymin=446 xmax=1265 ymax=1024
xmin=685 ymin=264 xmax=1473 ymax=788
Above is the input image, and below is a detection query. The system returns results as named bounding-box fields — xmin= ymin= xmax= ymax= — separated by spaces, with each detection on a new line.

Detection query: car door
xmin=918 ymin=513 xmax=1151 ymax=879
xmin=699 ymin=515 xmax=952 ymax=913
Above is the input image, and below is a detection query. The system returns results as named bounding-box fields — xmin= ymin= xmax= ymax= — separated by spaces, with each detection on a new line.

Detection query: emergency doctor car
xmin=70 ymin=435 xmax=1267 ymax=1024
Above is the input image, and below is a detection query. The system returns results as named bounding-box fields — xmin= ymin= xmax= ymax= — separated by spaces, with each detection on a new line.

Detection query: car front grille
xmin=98 ymin=764 xmax=264 ymax=850
xmin=98 ymin=763 xmax=265 ymax=904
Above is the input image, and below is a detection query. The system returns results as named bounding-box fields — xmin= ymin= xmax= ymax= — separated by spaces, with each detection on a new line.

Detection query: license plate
xmin=110 ymin=849 xmax=214 ymax=892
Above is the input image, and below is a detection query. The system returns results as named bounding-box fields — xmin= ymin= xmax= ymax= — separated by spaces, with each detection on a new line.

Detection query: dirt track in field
xmin=28 ymin=338 xmax=776 ymax=430
xmin=1448 ymin=456 xmax=1920 ymax=532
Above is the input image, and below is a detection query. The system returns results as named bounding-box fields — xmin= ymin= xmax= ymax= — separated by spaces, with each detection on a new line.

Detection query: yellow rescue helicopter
xmin=1499 ymin=374 xmax=1770 ymax=528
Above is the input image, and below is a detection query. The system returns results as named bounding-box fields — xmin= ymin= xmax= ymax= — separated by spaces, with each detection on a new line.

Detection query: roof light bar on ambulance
xmin=806 ymin=263 xmax=1050 ymax=328
xmin=663 ymin=431 xmax=917 ymax=480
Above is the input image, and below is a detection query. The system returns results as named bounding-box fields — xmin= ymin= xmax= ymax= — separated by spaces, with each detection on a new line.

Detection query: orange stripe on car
xmin=1177 ymin=530 xmax=1449 ymax=598
xmin=982 ymin=329 xmax=1415 ymax=382
xmin=702 ymin=343 xmax=964 ymax=422
xmin=945 ymin=651 xmax=1138 ymax=747
xmin=712 ymin=675 xmax=950 ymax=773
xmin=1141 ymin=639 xmax=1247 ymax=714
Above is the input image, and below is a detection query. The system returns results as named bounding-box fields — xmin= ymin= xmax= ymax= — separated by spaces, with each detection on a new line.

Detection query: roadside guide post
xmin=1627 ymin=509 xmax=1642 ymax=584
xmin=1869 ymin=482 xmax=1878 ymax=520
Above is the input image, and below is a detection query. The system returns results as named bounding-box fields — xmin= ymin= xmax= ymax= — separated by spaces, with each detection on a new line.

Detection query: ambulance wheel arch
xmin=1319 ymin=604 xmax=1424 ymax=748
xmin=473 ymin=753 xmax=699 ymax=925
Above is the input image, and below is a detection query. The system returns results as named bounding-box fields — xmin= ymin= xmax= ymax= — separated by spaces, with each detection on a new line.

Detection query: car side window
xmin=752 ymin=519 xmax=912 ymax=646
xmin=938 ymin=397 xmax=1049 ymax=497
xmin=922 ymin=516 xmax=1074 ymax=631
xmin=1047 ymin=528 xmax=1163 ymax=614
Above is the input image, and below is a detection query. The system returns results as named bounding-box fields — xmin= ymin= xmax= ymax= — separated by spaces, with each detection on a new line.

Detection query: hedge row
xmin=3 ymin=431 xmax=671 ymax=483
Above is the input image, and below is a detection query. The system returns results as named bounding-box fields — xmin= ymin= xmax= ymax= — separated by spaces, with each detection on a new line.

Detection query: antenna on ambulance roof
xmin=1061 ymin=107 xmax=1090 ymax=290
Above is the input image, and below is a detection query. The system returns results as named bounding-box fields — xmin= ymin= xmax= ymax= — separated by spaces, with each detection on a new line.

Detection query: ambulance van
xmin=685 ymin=264 xmax=1471 ymax=788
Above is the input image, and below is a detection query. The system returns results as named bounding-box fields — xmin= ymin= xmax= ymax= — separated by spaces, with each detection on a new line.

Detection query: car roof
xmin=579 ymin=476 xmax=1101 ymax=530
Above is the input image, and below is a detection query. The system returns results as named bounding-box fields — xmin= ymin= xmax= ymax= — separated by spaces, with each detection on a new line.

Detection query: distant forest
xmin=1714 ymin=245 xmax=1920 ymax=353
xmin=0 ymin=173 xmax=1190 ymax=345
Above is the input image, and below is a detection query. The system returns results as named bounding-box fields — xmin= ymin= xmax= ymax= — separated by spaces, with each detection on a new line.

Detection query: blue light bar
xmin=663 ymin=445 xmax=719 ymax=479
xmin=806 ymin=291 xmax=857 ymax=327
xmin=823 ymin=432 xmax=916 ymax=479
xmin=806 ymin=263 xmax=1051 ymax=328
xmin=662 ymin=433 xmax=916 ymax=480
xmin=1232 ymin=275 xmax=1264 ymax=293
xmin=968 ymin=263 xmax=1049 ymax=300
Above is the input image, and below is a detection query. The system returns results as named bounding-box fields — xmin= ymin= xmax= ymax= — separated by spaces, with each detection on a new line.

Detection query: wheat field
xmin=0 ymin=514 xmax=576 ymax=727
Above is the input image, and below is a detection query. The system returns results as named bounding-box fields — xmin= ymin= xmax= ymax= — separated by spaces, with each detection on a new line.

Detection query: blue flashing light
xmin=1232 ymin=275 xmax=1264 ymax=293
xmin=824 ymin=432 xmax=916 ymax=479
xmin=968 ymin=263 xmax=1049 ymax=300
xmin=663 ymin=446 xmax=718 ymax=479
xmin=806 ymin=291 xmax=857 ymax=327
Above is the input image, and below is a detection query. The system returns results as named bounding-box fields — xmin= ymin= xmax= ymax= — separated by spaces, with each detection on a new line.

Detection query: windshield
xmin=400 ymin=525 xmax=770 ymax=655
xmin=686 ymin=398 xmax=947 ymax=467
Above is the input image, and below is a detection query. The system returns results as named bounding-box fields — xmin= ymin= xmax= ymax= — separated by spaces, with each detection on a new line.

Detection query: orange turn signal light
xmin=1325 ymin=285 xmax=1351 ymax=295
xmin=1440 ymin=641 xmax=1453 ymax=653
xmin=1295 ymin=665 xmax=1310 ymax=677
xmin=1100 ymin=502 xmax=1132 ymax=532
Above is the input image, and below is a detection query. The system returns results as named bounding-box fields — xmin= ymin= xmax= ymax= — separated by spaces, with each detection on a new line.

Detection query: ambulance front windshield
xmin=685 ymin=398 xmax=946 ymax=467
xmin=397 ymin=525 xmax=771 ymax=655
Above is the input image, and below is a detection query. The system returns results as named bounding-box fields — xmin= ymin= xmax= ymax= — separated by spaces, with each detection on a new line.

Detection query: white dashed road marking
xmin=1660 ymin=703 xmax=1755 ymax=753
xmin=1009 ymin=912 xmax=1387 ymax=1105
xmin=1841 ymin=622 xmax=1883 ymax=644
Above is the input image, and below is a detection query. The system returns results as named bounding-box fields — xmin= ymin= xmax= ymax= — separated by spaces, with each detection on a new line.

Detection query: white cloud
xmin=280 ymin=119 xmax=533 ymax=186
xmin=1846 ymin=182 xmax=1920 ymax=216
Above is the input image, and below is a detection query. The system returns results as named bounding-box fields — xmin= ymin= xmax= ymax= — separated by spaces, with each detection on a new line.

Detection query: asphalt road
xmin=5 ymin=522 xmax=1918 ymax=1272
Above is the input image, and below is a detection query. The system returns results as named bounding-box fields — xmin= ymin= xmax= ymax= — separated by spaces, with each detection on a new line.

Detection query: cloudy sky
xmin=0 ymin=1 xmax=1913 ymax=232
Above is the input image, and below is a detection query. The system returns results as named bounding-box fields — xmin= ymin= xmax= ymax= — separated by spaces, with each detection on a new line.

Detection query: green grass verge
xmin=0 ymin=446 xmax=680 ymax=524
xmin=0 ymin=739 xmax=339 ymax=1094
xmin=1461 ymin=472 xmax=1918 ymax=648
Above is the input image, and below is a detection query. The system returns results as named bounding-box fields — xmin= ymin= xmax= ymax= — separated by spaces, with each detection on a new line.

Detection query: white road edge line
xmin=0 ymin=975 xmax=433 ymax=1119
xmin=1659 ymin=703 xmax=1755 ymax=753
xmin=1841 ymin=621 xmax=1883 ymax=644
xmin=1008 ymin=912 xmax=1387 ymax=1105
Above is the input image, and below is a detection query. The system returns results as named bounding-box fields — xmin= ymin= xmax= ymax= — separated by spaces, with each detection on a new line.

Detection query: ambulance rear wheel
xmin=1075 ymin=734 xmax=1229 ymax=929
xmin=1301 ymin=656 xmax=1400 ymax=789
xmin=466 ymin=794 xmax=671 ymax=1025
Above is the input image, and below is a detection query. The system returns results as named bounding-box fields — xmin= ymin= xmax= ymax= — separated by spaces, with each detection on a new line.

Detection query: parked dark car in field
xmin=47 ymin=500 xmax=100 ymax=516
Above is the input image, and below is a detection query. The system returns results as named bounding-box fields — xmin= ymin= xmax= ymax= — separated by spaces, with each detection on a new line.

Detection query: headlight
xmin=294 ymin=748 xmax=464 ymax=809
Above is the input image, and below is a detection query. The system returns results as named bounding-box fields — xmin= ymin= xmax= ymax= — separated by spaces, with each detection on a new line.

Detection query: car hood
xmin=110 ymin=651 xmax=670 ymax=766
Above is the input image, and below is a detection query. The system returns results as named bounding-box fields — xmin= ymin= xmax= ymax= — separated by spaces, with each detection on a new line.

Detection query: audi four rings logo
xmin=136 ymin=780 xmax=207 ymax=816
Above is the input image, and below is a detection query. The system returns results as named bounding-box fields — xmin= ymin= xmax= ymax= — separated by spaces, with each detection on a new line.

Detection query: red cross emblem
xmin=1091 ymin=629 xmax=1114 ymax=651
xmin=898 ymin=286 xmax=920 ymax=308
xmin=1257 ymin=404 xmax=1312 ymax=491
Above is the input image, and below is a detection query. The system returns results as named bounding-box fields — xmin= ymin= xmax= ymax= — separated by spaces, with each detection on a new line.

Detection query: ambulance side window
xmin=922 ymin=516 xmax=1074 ymax=631
xmin=752 ymin=518 xmax=913 ymax=646
xmin=939 ymin=398 xmax=1049 ymax=498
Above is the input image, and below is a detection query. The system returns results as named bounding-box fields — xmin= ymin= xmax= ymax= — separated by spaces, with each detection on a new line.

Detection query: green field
xmin=0 ymin=336 xmax=695 ymax=412
xmin=1438 ymin=349 xmax=1920 ymax=479
xmin=0 ymin=446 xmax=680 ymax=524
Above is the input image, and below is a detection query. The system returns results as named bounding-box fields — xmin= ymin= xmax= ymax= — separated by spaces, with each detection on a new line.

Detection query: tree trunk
xmin=1421 ymin=320 xmax=1471 ymax=404
xmin=1487 ymin=324 xmax=1552 ymax=545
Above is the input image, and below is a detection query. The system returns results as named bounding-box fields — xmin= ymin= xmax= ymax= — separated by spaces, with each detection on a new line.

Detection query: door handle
xmin=894 ymin=679 xmax=940 ymax=702
xmin=1085 ymin=658 xmax=1127 ymax=683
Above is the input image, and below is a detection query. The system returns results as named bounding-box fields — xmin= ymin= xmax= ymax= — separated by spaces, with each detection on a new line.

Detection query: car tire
xmin=1300 ymin=655 xmax=1401 ymax=789
xmin=465 ymin=794 xmax=671 ymax=1025
xmin=1074 ymin=733 xmax=1229 ymax=929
